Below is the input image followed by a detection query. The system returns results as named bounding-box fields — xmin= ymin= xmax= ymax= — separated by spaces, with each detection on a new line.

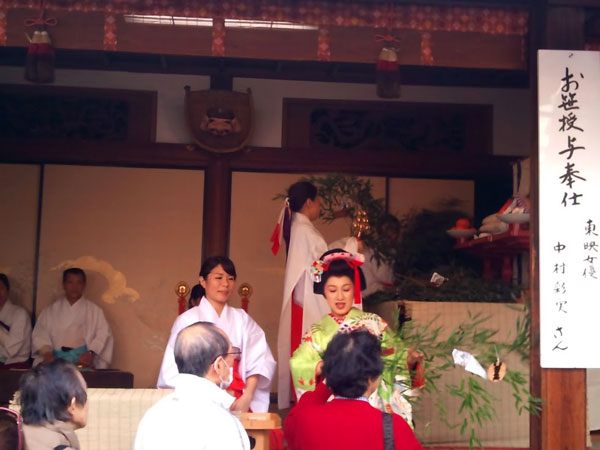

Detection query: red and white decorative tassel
xmin=375 ymin=34 xmax=401 ymax=99
xmin=420 ymin=32 xmax=434 ymax=66
xmin=317 ymin=27 xmax=331 ymax=62
xmin=0 ymin=2 xmax=7 ymax=47
xmin=24 ymin=0 xmax=57 ymax=83
xmin=104 ymin=13 xmax=117 ymax=51
xmin=212 ymin=17 xmax=225 ymax=57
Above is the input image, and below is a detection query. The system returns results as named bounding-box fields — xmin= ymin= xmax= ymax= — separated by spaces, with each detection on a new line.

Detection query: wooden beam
xmin=0 ymin=140 xmax=208 ymax=169
xmin=542 ymin=369 xmax=587 ymax=449
xmin=202 ymin=156 xmax=232 ymax=258
xmin=529 ymin=2 xmax=544 ymax=446
xmin=210 ymin=72 xmax=233 ymax=91
xmin=0 ymin=47 xmax=529 ymax=88
xmin=231 ymin=147 xmax=513 ymax=179
xmin=529 ymin=2 xmax=588 ymax=450
xmin=545 ymin=6 xmax=585 ymax=49
xmin=0 ymin=140 xmax=514 ymax=180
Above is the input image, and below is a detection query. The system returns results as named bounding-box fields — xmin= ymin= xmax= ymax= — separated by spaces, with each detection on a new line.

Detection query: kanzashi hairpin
xmin=310 ymin=260 xmax=325 ymax=283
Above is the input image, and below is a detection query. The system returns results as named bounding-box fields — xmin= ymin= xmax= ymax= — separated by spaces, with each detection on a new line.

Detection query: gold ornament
xmin=238 ymin=282 xmax=253 ymax=298
xmin=175 ymin=281 xmax=190 ymax=297
xmin=352 ymin=209 xmax=371 ymax=239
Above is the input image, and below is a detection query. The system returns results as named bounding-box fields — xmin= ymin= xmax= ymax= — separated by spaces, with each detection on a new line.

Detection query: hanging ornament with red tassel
xmin=375 ymin=33 xmax=401 ymax=99
xmin=24 ymin=0 xmax=57 ymax=84
xmin=238 ymin=283 xmax=253 ymax=313
xmin=175 ymin=282 xmax=190 ymax=315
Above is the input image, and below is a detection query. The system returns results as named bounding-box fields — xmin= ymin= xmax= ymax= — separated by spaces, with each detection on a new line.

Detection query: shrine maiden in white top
xmin=275 ymin=181 xmax=358 ymax=408
xmin=157 ymin=256 xmax=276 ymax=413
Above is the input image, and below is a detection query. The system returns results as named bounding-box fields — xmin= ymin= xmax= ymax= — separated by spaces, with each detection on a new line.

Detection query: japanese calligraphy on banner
xmin=539 ymin=50 xmax=600 ymax=368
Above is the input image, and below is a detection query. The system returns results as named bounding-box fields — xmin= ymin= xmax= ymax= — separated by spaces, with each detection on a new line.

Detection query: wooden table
xmin=0 ymin=369 xmax=134 ymax=405
xmin=239 ymin=412 xmax=282 ymax=450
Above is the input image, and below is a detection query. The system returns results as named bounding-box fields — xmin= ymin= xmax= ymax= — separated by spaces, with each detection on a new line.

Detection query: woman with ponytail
xmin=274 ymin=181 xmax=358 ymax=409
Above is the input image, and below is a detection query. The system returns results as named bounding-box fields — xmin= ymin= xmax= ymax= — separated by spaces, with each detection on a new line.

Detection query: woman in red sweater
xmin=284 ymin=329 xmax=423 ymax=450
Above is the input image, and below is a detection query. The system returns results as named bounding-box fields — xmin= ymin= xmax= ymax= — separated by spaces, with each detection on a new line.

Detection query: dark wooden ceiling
xmin=0 ymin=46 xmax=530 ymax=89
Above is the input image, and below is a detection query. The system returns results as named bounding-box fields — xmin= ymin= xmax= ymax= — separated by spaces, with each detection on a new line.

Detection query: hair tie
xmin=270 ymin=198 xmax=291 ymax=256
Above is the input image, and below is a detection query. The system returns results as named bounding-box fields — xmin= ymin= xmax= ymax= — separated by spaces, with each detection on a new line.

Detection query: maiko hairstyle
xmin=174 ymin=322 xmax=229 ymax=377
xmin=19 ymin=360 xmax=87 ymax=425
xmin=287 ymin=181 xmax=317 ymax=212
xmin=322 ymin=329 xmax=384 ymax=399
xmin=0 ymin=273 xmax=9 ymax=291
xmin=62 ymin=268 xmax=86 ymax=283
xmin=313 ymin=249 xmax=366 ymax=295
xmin=199 ymin=256 xmax=237 ymax=280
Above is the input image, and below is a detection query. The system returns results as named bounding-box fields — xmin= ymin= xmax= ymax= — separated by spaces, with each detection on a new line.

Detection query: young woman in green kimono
xmin=290 ymin=249 xmax=420 ymax=424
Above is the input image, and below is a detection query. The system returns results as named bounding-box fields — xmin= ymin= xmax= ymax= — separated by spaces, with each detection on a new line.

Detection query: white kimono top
xmin=277 ymin=212 xmax=358 ymax=408
xmin=32 ymin=296 xmax=113 ymax=368
xmin=157 ymin=298 xmax=276 ymax=413
xmin=135 ymin=374 xmax=250 ymax=450
xmin=0 ymin=300 xmax=32 ymax=365
xmin=358 ymin=246 xmax=394 ymax=297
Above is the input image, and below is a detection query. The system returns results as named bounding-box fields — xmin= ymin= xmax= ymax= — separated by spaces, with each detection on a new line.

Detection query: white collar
xmin=60 ymin=296 xmax=87 ymax=308
xmin=0 ymin=300 xmax=10 ymax=314
xmin=293 ymin=212 xmax=312 ymax=225
xmin=174 ymin=374 xmax=235 ymax=410
xmin=198 ymin=296 xmax=229 ymax=320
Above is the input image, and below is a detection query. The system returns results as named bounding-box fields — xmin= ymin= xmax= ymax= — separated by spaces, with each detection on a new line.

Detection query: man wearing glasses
xmin=135 ymin=322 xmax=250 ymax=450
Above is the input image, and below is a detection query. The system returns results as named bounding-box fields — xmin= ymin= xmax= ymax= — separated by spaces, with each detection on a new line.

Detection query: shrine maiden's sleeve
xmin=238 ymin=312 xmax=276 ymax=412
xmin=277 ymin=212 xmax=328 ymax=408
xmin=289 ymin=314 xmax=336 ymax=400
xmin=0 ymin=301 xmax=31 ymax=365
xmin=82 ymin=298 xmax=113 ymax=369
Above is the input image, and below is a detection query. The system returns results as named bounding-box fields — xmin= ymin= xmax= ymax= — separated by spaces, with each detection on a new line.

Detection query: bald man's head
xmin=174 ymin=322 xmax=230 ymax=377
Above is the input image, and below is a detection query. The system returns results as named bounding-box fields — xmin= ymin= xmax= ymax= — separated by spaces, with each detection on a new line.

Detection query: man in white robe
xmin=32 ymin=268 xmax=113 ymax=368
xmin=157 ymin=296 xmax=276 ymax=413
xmin=0 ymin=273 xmax=32 ymax=367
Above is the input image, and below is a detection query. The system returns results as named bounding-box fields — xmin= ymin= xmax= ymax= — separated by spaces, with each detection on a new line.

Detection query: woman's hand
xmin=315 ymin=360 xmax=324 ymax=378
xmin=230 ymin=392 xmax=252 ymax=413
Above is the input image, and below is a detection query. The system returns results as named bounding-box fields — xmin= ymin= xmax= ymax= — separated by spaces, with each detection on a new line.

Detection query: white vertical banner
xmin=539 ymin=50 xmax=600 ymax=368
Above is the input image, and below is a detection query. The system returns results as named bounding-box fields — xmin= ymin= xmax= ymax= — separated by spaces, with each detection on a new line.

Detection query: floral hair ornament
xmin=311 ymin=251 xmax=365 ymax=304
xmin=310 ymin=260 xmax=325 ymax=283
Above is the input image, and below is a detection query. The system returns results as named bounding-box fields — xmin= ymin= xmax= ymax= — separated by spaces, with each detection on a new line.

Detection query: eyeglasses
xmin=212 ymin=350 xmax=242 ymax=364
xmin=0 ymin=407 xmax=23 ymax=450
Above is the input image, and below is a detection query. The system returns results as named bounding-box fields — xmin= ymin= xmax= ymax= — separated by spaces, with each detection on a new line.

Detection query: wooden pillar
xmin=202 ymin=155 xmax=232 ymax=259
xmin=530 ymin=2 xmax=587 ymax=450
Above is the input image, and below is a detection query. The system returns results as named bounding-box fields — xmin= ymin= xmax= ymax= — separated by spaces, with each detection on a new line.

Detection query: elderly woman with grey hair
xmin=19 ymin=360 xmax=88 ymax=450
